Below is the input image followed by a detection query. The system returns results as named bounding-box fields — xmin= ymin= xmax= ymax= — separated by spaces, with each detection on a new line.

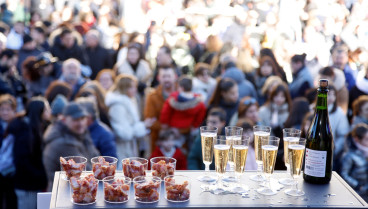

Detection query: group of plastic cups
xmin=60 ymin=156 xmax=191 ymax=205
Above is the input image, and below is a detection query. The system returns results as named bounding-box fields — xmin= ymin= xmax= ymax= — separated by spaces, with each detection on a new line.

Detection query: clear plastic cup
xmin=69 ymin=173 xmax=98 ymax=205
xmin=91 ymin=156 xmax=118 ymax=180
xmin=133 ymin=176 xmax=161 ymax=203
xmin=103 ymin=176 xmax=131 ymax=203
xmin=150 ymin=157 xmax=177 ymax=179
xmin=60 ymin=156 xmax=87 ymax=180
xmin=164 ymin=175 xmax=191 ymax=202
xmin=122 ymin=157 xmax=148 ymax=179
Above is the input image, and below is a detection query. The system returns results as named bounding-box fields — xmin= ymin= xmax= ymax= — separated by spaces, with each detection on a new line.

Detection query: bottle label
xmin=304 ymin=148 xmax=327 ymax=177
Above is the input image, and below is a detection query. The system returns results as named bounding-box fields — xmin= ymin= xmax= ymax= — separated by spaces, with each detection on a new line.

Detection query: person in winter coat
xmin=289 ymin=53 xmax=314 ymax=99
xmin=105 ymin=74 xmax=156 ymax=160
xmin=50 ymin=27 xmax=87 ymax=64
xmin=115 ymin=43 xmax=152 ymax=94
xmin=8 ymin=97 xmax=50 ymax=209
xmin=43 ymin=102 xmax=100 ymax=191
xmin=230 ymin=96 xmax=260 ymax=126
xmin=160 ymin=76 xmax=206 ymax=150
xmin=16 ymin=34 xmax=43 ymax=74
xmin=149 ymin=128 xmax=187 ymax=170
xmin=327 ymin=85 xmax=350 ymax=172
xmin=222 ymin=67 xmax=257 ymax=100
xmin=58 ymin=58 xmax=86 ymax=100
xmin=144 ymin=65 xmax=177 ymax=153
xmin=340 ymin=123 xmax=368 ymax=201
xmin=84 ymin=30 xmax=113 ymax=80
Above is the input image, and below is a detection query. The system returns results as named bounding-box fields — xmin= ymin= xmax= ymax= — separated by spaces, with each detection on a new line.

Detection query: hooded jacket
xmin=222 ymin=67 xmax=257 ymax=100
xmin=105 ymin=92 xmax=148 ymax=160
xmin=160 ymin=91 xmax=206 ymax=130
xmin=42 ymin=120 xmax=99 ymax=191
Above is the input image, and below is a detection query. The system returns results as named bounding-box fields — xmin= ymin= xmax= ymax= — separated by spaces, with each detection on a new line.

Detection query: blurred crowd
xmin=1 ymin=0 xmax=368 ymax=208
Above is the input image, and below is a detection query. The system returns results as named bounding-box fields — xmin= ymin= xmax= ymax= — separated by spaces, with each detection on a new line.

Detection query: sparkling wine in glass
xmin=230 ymin=136 xmax=249 ymax=193
xmin=250 ymin=125 xmax=271 ymax=182
xmin=197 ymin=126 xmax=217 ymax=183
xmin=210 ymin=136 xmax=230 ymax=194
xmin=279 ymin=128 xmax=301 ymax=185
xmin=285 ymin=138 xmax=306 ymax=196
xmin=256 ymin=136 xmax=280 ymax=196
xmin=223 ymin=126 xmax=243 ymax=183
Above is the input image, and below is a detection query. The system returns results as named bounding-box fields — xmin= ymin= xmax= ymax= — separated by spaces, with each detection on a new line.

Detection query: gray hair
xmin=75 ymin=97 xmax=99 ymax=121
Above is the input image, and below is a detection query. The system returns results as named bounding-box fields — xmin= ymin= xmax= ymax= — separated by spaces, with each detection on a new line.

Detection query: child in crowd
xmin=149 ymin=128 xmax=187 ymax=170
xmin=160 ymin=75 xmax=206 ymax=150
xmin=340 ymin=123 xmax=368 ymax=201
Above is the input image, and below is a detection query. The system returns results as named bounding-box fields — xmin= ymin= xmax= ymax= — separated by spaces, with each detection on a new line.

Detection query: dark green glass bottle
xmin=303 ymin=79 xmax=334 ymax=184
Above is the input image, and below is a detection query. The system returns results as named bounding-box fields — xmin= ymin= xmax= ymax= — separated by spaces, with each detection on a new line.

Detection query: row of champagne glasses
xmin=198 ymin=125 xmax=306 ymax=196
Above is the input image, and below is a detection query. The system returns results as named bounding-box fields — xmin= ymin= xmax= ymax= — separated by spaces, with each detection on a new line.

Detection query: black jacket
xmin=84 ymin=45 xmax=113 ymax=79
xmin=51 ymin=37 xmax=87 ymax=65
xmin=7 ymin=117 xmax=48 ymax=190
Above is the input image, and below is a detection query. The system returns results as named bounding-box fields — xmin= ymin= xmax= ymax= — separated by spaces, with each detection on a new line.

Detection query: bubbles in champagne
xmin=233 ymin=145 xmax=248 ymax=174
xmin=288 ymin=144 xmax=305 ymax=177
xmin=262 ymin=145 xmax=278 ymax=174
xmin=254 ymin=131 xmax=270 ymax=162
xmin=283 ymin=137 xmax=299 ymax=165
xmin=214 ymin=144 xmax=230 ymax=174
xmin=201 ymin=133 xmax=216 ymax=163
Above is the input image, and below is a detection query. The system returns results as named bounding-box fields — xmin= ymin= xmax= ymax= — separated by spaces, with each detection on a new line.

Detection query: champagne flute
xmin=285 ymin=138 xmax=306 ymax=196
xmin=223 ymin=126 xmax=243 ymax=183
xmin=250 ymin=125 xmax=271 ymax=182
xmin=279 ymin=128 xmax=301 ymax=185
xmin=211 ymin=136 xmax=230 ymax=194
xmin=197 ymin=126 xmax=217 ymax=183
xmin=257 ymin=136 xmax=280 ymax=196
xmin=230 ymin=136 xmax=250 ymax=193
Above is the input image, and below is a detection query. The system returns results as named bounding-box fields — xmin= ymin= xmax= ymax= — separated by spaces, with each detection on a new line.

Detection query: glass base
xmin=250 ymin=174 xmax=265 ymax=182
xmin=256 ymin=187 xmax=277 ymax=196
xmin=279 ymin=177 xmax=295 ymax=186
xmin=284 ymin=188 xmax=305 ymax=196
xmin=230 ymin=185 xmax=249 ymax=194
xmin=197 ymin=174 xmax=217 ymax=183
xmin=222 ymin=175 xmax=237 ymax=183
xmin=209 ymin=185 xmax=227 ymax=195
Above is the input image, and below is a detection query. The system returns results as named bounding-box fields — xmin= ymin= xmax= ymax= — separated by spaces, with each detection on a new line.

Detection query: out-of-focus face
xmin=62 ymin=62 xmax=81 ymax=85
xmin=222 ymin=85 xmax=239 ymax=104
xmin=85 ymin=34 xmax=99 ymax=48
xmin=127 ymin=48 xmax=140 ymax=65
xmin=198 ymin=69 xmax=210 ymax=83
xmin=291 ymin=61 xmax=302 ymax=74
xmin=61 ymin=33 xmax=75 ymax=49
xmin=360 ymin=102 xmax=368 ymax=119
xmin=160 ymin=137 xmax=175 ymax=152
xmin=273 ymin=91 xmax=286 ymax=106
xmin=327 ymin=90 xmax=336 ymax=106
xmin=0 ymin=103 xmax=16 ymax=123
xmin=332 ymin=50 xmax=348 ymax=69
xmin=30 ymin=29 xmax=42 ymax=42
xmin=156 ymin=48 xmax=171 ymax=66
xmin=126 ymin=83 xmax=137 ymax=98
xmin=158 ymin=68 xmax=177 ymax=89
xmin=42 ymin=102 xmax=52 ymax=121
xmin=98 ymin=72 xmax=114 ymax=90
xmin=359 ymin=132 xmax=368 ymax=147
xmin=63 ymin=116 xmax=87 ymax=135
xmin=14 ymin=22 xmax=25 ymax=34
xmin=23 ymin=40 xmax=36 ymax=50
xmin=260 ymin=61 xmax=273 ymax=77
xmin=245 ymin=104 xmax=259 ymax=124
xmin=206 ymin=115 xmax=225 ymax=131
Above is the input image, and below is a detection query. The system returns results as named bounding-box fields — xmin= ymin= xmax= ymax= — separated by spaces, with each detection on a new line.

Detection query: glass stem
xmin=257 ymin=162 xmax=262 ymax=176
xmin=293 ymin=178 xmax=298 ymax=191
xmin=205 ymin=163 xmax=210 ymax=175
xmin=267 ymin=175 xmax=271 ymax=190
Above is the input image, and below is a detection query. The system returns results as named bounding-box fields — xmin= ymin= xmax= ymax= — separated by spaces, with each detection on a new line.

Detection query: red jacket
xmin=160 ymin=92 xmax=206 ymax=129
xmin=149 ymin=146 xmax=188 ymax=170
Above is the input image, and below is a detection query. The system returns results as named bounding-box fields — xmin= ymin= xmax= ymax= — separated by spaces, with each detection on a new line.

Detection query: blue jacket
xmin=89 ymin=120 xmax=117 ymax=158
xmin=343 ymin=64 xmax=357 ymax=91
xmin=289 ymin=66 xmax=313 ymax=99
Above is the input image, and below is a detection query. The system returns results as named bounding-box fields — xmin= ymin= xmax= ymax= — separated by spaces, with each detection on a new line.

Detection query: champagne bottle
xmin=303 ymin=79 xmax=334 ymax=184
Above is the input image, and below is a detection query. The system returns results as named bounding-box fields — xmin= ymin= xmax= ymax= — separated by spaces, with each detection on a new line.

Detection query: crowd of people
xmin=1 ymin=0 xmax=368 ymax=208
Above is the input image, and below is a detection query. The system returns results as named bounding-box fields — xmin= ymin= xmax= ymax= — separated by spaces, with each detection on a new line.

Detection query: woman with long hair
xmin=105 ymin=74 xmax=156 ymax=160
xmin=208 ymin=78 xmax=239 ymax=126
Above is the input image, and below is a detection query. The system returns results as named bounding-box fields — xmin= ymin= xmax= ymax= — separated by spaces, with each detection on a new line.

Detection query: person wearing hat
xmin=16 ymin=34 xmax=43 ymax=74
xmin=22 ymin=53 xmax=61 ymax=98
xmin=42 ymin=102 xmax=99 ymax=191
